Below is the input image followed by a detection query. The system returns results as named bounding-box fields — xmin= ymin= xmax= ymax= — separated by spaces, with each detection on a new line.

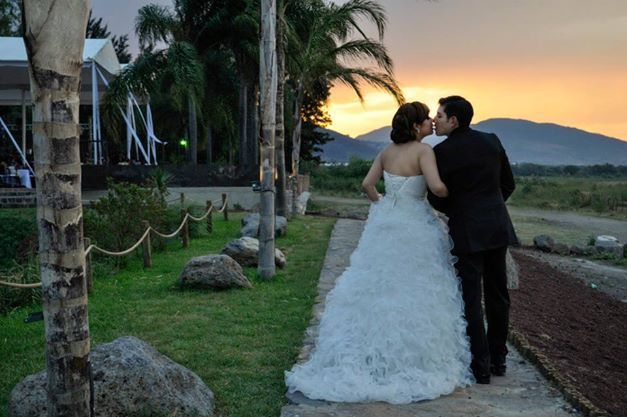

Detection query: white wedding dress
xmin=285 ymin=171 xmax=473 ymax=404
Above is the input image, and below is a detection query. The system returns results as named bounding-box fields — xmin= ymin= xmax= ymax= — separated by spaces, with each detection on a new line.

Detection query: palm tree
xmin=258 ymin=0 xmax=277 ymax=279
xmin=287 ymin=0 xmax=404 ymax=203
xmin=103 ymin=40 xmax=205 ymax=164
xmin=22 ymin=1 xmax=92 ymax=415
xmin=274 ymin=0 xmax=289 ymax=217
xmin=133 ymin=1 xmax=208 ymax=163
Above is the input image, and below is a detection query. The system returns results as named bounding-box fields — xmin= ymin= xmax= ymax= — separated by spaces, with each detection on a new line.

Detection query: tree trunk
xmin=22 ymin=1 xmax=93 ymax=416
xmin=259 ymin=0 xmax=277 ymax=280
xmin=291 ymin=81 xmax=304 ymax=178
xmin=237 ymin=75 xmax=249 ymax=170
xmin=187 ymin=96 xmax=197 ymax=164
xmin=275 ymin=34 xmax=288 ymax=217
xmin=290 ymin=81 xmax=304 ymax=215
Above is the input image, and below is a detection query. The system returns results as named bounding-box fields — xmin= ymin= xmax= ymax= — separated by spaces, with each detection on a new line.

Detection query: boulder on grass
xmin=296 ymin=191 xmax=311 ymax=215
xmin=221 ymin=237 xmax=286 ymax=268
xmin=533 ymin=235 xmax=555 ymax=252
xmin=594 ymin=235 xmax=624 ymax=257
xmin=9 ymin=336 xmax=214 ymax=417
xmin=179 ymin=254 xmax=252 ymax=289
xmin=239 ymin=213 xmax=288 ymax=237
xmin=552 ymin=242 xmax=570 ymax=256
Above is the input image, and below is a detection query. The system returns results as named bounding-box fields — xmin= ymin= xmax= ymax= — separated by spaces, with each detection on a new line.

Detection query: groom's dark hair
xmin=438 ymin=96 xmax=474 ymax=128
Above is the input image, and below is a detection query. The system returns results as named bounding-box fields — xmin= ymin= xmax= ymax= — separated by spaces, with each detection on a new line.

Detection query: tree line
xmin=512 ymin=163 xmax=627 ymax=178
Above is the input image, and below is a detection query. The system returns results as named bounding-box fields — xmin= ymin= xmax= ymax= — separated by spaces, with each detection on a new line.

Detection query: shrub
xmin=88 ymin=179 xmax=168 ymax=254
xmin=0 ymin=209 xmax=36 ymax=268
xmin=0 ymin=261 xmax=41 ymax=315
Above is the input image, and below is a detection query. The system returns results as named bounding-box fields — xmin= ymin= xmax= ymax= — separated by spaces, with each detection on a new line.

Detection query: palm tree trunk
xmin=22 ymin=1 xmax=92 ymax=416
xmin=291 ymin=81 xmax=304 ymax=177
xmin=187 ymin=96 xmax=197 ymax=164
xmin=275 ymin=37 xmax=288 ymax=217
xmin=237 ymin=75 xmax=249 ymax=170
xmin=290 ymin=81 xmax=304 ymax=215
xmin=259 ymin=0 xmax=277 ymax=279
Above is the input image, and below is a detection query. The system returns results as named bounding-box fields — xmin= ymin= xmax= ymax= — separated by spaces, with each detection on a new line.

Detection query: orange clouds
xmin=327 ymin=66 xmax=627 ymax=141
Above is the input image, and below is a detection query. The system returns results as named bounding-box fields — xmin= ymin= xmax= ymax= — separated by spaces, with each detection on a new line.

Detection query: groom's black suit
xmin=428 ymin=126 xmax=518 ymax=377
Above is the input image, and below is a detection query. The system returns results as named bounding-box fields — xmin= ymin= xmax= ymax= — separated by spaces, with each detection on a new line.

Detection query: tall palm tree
xmin=22 ymin=1 xmax=92 ymax=415
xmin=259 ymin=0 xmax=277 ymax=279
xmin=287 ymin=0 xmax=404 ymax=191
xmin=274 ymin=0 xmax=289 ymax=217
xmin=103 ymin=39 xmax=205 ymax=163
xmin=133 ymin=1 xmax=209 ymax=163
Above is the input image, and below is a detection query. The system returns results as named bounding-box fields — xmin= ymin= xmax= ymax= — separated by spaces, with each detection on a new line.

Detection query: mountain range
xmin=317 ymin=118 xmax=627 ymax=165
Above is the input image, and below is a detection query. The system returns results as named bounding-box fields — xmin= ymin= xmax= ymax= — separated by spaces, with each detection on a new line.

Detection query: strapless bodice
xmin=383 ymin=171 xmax=427 ymax=202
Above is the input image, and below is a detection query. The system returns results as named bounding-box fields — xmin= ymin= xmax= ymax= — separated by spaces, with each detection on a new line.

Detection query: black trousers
xmin=455 ymin=245 xmax=510 ymax=375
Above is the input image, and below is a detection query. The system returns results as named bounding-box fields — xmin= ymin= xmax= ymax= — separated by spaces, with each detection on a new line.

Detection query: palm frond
xmin=166 ymin=41 xmax=206 ymax=109
xmin=135 ymin=4 xmax=175 ymax=51
xmin=327 ymin=66 xmax=405 ymax=105
xmin=330 ymin=39 xmax=394 ymax=74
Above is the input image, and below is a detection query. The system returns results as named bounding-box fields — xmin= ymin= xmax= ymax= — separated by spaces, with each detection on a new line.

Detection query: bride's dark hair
xmin=390 ymin=102 xmax=430 ymax=144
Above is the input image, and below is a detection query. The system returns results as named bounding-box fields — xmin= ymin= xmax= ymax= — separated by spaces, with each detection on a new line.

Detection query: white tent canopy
xmin=0 ymin=37 xmax=162 ymax=166
xmin=0 ymin=37 xmax=119 ymax=105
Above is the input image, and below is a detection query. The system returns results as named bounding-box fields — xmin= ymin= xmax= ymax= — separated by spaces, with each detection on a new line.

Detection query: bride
xmin=285 ymin=101 xmax=474 ymax=404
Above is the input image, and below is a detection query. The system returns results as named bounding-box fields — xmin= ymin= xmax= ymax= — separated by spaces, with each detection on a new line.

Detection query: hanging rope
xmin=0 ymin=195 xmax=229 ymax=289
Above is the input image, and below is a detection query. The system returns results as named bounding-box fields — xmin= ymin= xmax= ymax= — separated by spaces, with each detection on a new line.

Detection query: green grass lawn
xmin=0 ymin=213 xmax=335 ymax=417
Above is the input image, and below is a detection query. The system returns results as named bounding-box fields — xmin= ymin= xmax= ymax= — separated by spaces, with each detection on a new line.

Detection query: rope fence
xmin=0 ymin=194 xmax=229 ymax=290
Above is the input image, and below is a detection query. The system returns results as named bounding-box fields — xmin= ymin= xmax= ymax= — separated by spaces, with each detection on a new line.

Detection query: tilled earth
xmin=510 ymin=252 xmax=627 ymax=416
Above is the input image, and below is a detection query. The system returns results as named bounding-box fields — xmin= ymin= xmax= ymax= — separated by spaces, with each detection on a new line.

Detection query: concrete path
xmin=82 ymin=186 xmax=260 ymax=210
xmin=281 ymin=219 xmax=581 ymax=417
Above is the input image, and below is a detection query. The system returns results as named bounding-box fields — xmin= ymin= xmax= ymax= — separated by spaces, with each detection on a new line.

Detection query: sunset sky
xmin=95 ymin=0 xmax=627 ymax=141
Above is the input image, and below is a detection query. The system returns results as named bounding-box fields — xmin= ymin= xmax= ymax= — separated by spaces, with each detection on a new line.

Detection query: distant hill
xmin=317 ymin=118 xmax=627 ymax=165
xmin=317 ymin=128 xmax=381 ymax=162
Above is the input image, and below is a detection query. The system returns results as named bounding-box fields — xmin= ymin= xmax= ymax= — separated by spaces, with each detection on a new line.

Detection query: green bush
xmin=0 ymin=261 xmax=41 ymax=315
xmin=88 ymin=179 xmax=168 ymax=254
xmin=0 ymin=209 xmax=36 ymax=268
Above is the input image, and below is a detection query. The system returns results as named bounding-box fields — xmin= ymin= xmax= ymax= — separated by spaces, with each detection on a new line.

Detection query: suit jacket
xmin=427 ymin=127 xmax=518 ymax=255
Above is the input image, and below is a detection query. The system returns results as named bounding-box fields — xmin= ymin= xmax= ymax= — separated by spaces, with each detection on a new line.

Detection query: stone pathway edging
xmin=281 ymin=218 xmax=582 ymax=417
xmin=508 ymin=329 xmax=609 ymax=417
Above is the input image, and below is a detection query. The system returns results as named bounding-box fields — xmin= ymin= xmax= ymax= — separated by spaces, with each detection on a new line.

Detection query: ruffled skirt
xmin=285 ymin=196 xmax=473 ymax=404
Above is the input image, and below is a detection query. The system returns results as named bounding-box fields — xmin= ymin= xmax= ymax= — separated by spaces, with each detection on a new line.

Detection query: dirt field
xmin=510 ymin=252 xmax=627 ymax=416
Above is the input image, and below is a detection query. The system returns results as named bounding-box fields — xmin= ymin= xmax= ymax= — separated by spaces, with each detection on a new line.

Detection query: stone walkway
xmin=281 ymin=219 xmax=581 ymax=417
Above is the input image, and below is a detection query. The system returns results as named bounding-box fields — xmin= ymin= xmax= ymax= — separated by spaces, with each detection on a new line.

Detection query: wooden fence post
xmin=84 ymin=238 xmax=93 ymax=294
xmin=222 ymin=193 xmax=228 ymax=221
xmin=181 ymin=208 xmax=189 ymax=248
xmin=180 ymin=192 xmax=185 ymax=208
xmin=206 ymin=200 xmax=213 ymax=233
xmin=141 ymin=220 xmax=152 ymax=268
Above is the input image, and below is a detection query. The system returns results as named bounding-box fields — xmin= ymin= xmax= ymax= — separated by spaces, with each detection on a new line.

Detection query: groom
xmin=428 ymin=96 xmax=518 ymax=384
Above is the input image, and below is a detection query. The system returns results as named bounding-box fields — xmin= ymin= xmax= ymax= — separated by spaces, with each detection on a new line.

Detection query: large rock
xmin=221 ymin=237 xmax=286 ymax=268
xmin=551 ymin=242 xmax=570 ymax=256
xmin=594 ymin=235 xmax=624 ymax=257
xmin=240 ymin=213 xmax=288 ymax=238
xmin=179 ymin=254 xmax=252 ymax=289
xmin=533 ymin=235 xmax=555 ymax=252
xmin=9 ymin=336 xmax=214 ymax=417
xmin=296 ymin=191 xmax=311 ymax=215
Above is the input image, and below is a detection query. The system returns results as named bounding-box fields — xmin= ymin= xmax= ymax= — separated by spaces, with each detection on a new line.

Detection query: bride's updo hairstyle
xmin=390 ymin=101 xmax=430 ymax=144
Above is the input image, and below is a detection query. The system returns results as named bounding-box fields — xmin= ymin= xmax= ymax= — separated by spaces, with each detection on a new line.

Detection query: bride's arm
xmin=361 ymin=153 xmax=384 ymax=202
xmin=419 ymin=146 xmax=449 ymax=198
